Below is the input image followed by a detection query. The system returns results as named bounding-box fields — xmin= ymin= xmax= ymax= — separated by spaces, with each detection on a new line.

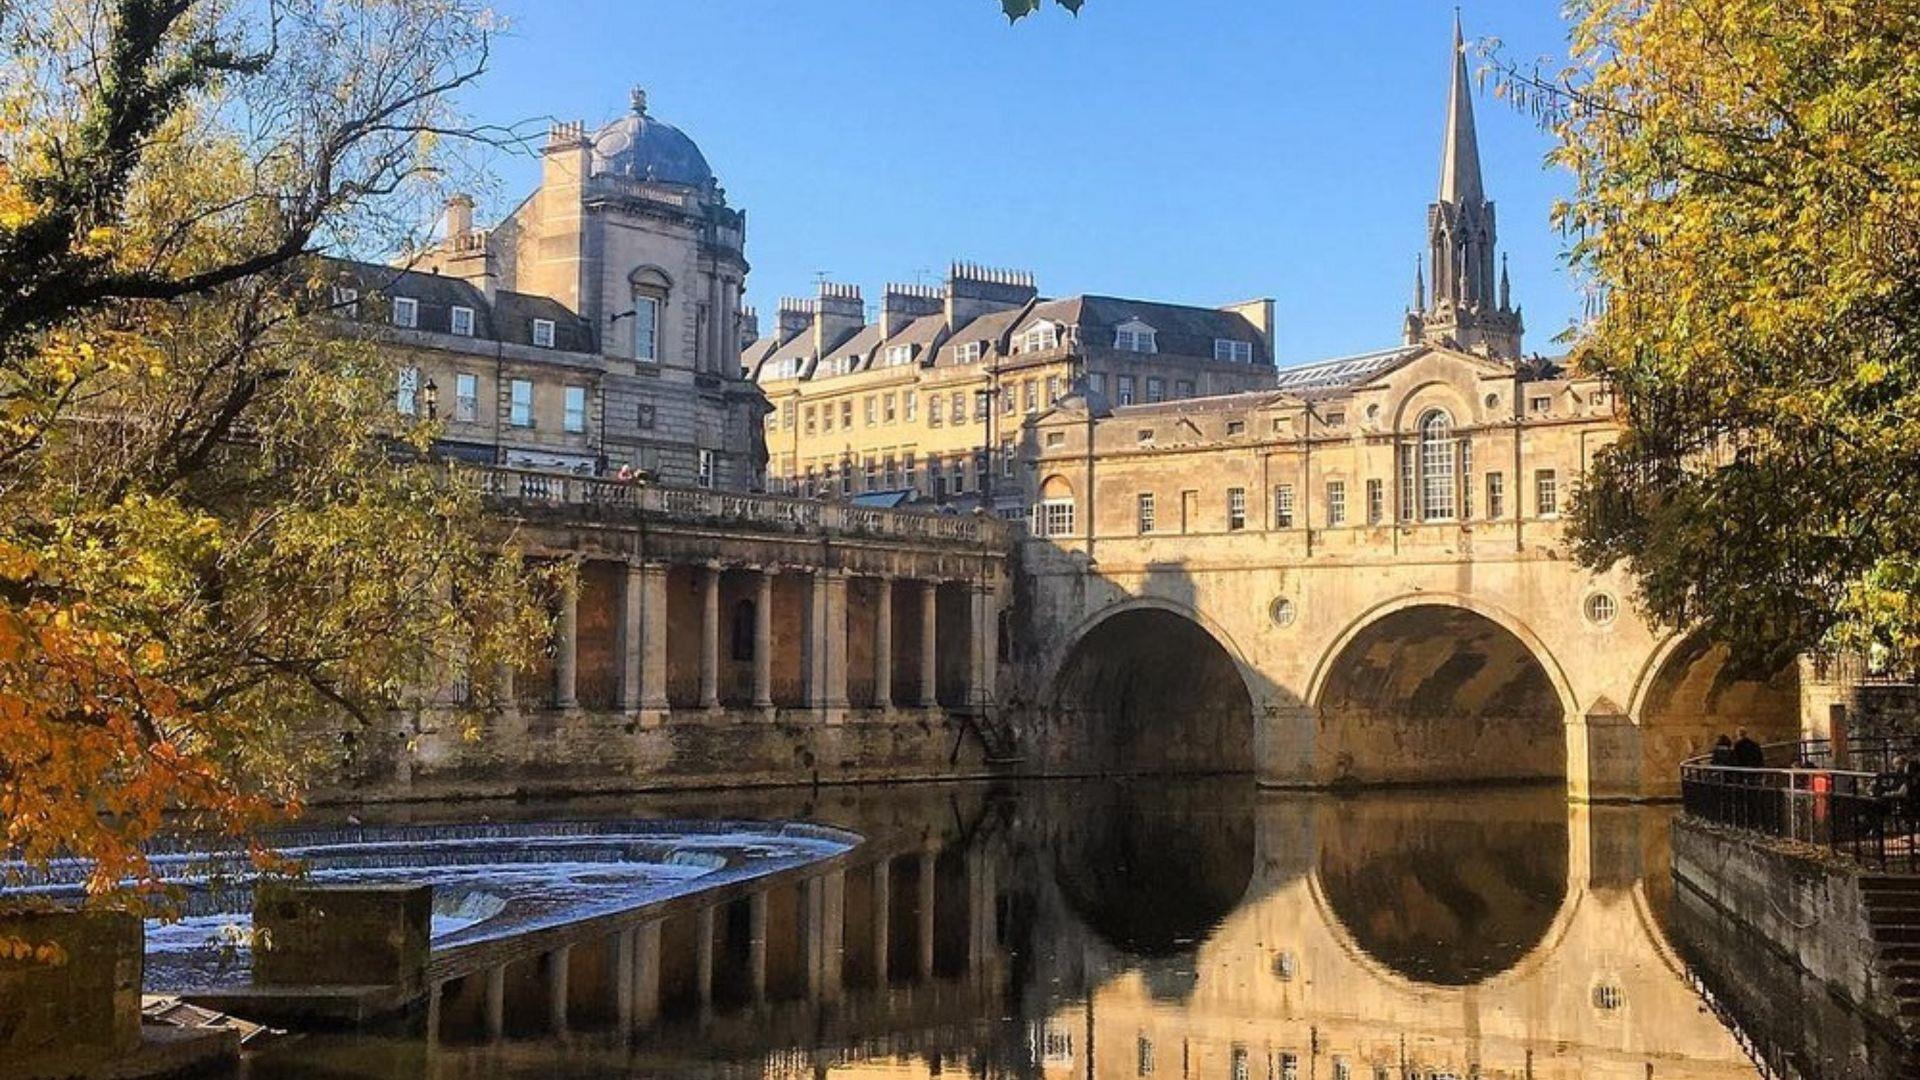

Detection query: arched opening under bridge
xmin=1316 ymin=603 xmax=1568 ymax=786
xmin=1049 ymin=607 xmax=1257 ymax=776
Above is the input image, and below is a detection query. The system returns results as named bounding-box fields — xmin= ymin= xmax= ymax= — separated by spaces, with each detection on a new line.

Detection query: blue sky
xmin=459 ymin=1 xmax=1580 ymax=366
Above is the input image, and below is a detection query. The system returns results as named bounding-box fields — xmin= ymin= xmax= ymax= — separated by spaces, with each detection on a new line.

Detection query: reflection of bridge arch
xmin=1044 ymin=599 xmax=1262 ymax=775
xmin=1309 ymin=595 xmax=1576 ymax=786
xmin=1305 ymin=792 xmax=1578 ymax=991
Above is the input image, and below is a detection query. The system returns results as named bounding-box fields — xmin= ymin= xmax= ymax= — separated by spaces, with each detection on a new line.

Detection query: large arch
xmin=1311 ymin=599 xmax=1571 ymax=787
xmin=1630 ymin=631 xmax=1801 ymax=781
xmin=1047 ymin=602 xmax=1259 ymax=776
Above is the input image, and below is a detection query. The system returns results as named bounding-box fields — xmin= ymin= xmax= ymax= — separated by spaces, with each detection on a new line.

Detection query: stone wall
xmin=0 ymin=910 xmax=141 ymax=1069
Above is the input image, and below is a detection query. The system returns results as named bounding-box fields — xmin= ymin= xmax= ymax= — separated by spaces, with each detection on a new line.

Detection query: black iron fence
xmin=1680 ymin=737 xmax=1920 ymax=873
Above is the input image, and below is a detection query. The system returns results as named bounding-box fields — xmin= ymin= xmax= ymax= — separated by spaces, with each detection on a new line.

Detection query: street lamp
xmin=975 ymin=387 xmax=996 ymax=511
xmin=422 ymin=378 xmax=439 ymax=422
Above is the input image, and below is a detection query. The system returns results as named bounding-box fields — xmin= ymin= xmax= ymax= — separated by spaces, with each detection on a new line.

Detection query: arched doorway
xmin=1049 ymin=606 xmax=1256 ymax=775
xmin=1316 ymin=603 xmax=1568 ymax=786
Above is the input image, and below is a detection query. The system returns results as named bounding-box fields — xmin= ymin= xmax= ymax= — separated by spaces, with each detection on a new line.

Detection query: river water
xmin=228 ymin=780 xmax=1888 ymax=1079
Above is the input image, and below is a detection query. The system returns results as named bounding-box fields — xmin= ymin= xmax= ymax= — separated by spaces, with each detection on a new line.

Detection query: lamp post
xmin=975 ymin=387 xmax=996 ymax=512
xmin=422 ymin=378 xmax=439 ymax=422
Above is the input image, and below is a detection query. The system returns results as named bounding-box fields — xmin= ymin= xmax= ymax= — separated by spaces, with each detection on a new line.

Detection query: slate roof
xmin=1013 ymin=295 xmax=1268 ymax=360
xmin=317 ymin=257 xmax=595 ymax=352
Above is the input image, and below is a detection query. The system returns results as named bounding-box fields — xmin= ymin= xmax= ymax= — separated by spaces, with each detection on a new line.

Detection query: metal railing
xmin=462 ymin=465 xmax=1015 ymax=547
xmin=1680 ymin=736 xmax=1920 ymax=873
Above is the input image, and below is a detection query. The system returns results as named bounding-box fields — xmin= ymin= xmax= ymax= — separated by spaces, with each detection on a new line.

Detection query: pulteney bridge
xmin=1009 ymin=344 xmax=1803 ymax=801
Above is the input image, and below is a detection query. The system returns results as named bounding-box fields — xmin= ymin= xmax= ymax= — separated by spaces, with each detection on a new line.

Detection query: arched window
xmin=1419 ymin=409 xmax=1456 ymax=521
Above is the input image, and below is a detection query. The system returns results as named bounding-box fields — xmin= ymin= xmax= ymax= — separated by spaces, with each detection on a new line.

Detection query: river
xmin=226 ymin=779 xmax=1869 ymax=1079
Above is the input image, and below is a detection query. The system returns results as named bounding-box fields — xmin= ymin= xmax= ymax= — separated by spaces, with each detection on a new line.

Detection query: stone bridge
xmin=1009 ymin=345 xmax=1804 ymax=801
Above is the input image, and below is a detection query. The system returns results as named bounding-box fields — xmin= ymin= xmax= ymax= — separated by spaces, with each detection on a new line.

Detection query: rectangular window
xmin=840 ymin=400 xmax=852 ymax=429
xmin=1117 ymin=376 xmax=1137 ymax=406
xmin=929 ymin=394 xmax=944 ymax=427
xmin=905 ymin=392 xmax=918 ymax=422
xmin=974 ymin=390 xmax=991 ymax=421
xmin=804 ymin=405 xmax=818 ymax=435
xmin=950 ymin=454 xmax=968 ymax=494
xmin=864 ymin=457 xmax=878 ymax=490
xmin=531 ymin=318 xmax=555 ymax=348
xmin=1137 ymin=493 xmax=1156 ymax=534
xmin=1137 ymin=1035 xmax=1155 ymax=1076
xmin=1226 ymin=420 xmax=1246 ymax=436
xmin=884 ymin=455 xmax=898 ymax=488
xmin=636 ymin=402 xmax=656 ymax=430
xmin=454 ymin=372 xmax=479 ymax=422
xmin=448 ymin=305 xmax=474 ymax=337
xmin=1536 ymin=469 xmax=1559 ymax=517
xmin=331 ymin=285 xmax=359 ymax=319
xmin=930 ymin=459 xmax=947 ymax=500
xmin=632 ymin=296 xmax=660 ymax=362
xmin=1274 ymin=484 xmax=1295 ymax=528
xmin=1024 ymin=380 xmax=1039 ymax=413
xmin=840 ymin=460 xmax=853 ymax=496
xmin=903 ymin=452 xmax=918 ymax=491
xmin=1046 ymin=376 xmax=1061 ymax=405
xmin=782 ymin=401 xmax=796 ymax=430
xmin=391 ymin=296 xmax=418 ymax=329
xmin=1045 ymin=431 xmax=1066 ymax=448
xmin=1214 ymin=338 xmax=1253 ymax=363
xmin=1487 ymin=471 xmax=1506 ymax=518
xmin=563 ymin=385 xmax=587 ymax=433
xmin=864 ymin=396 xmax=877 ymax=426
xmin=1001 ymin=438 xmax=1016 ymax=478
xmin=1277 ymin=1053 xmax=1300 ymax=1080
xmin=888 ymin=344 xmax=914 ymax=366
xmin=395 ymin=366 xmax=419 ymax=415
xmin=1231 ymin=1046 xmax=1250 ymax=1080
xmin=509 ymin=379 xmax=533 ymax=428
xmin=1038 ymin=499 xmax=1076 ymax=538
xmin=884 ymin=393 xmax=897 ymax=423
xmin=1327 ymin=480 xmax=1348 ymax=527
xmin=1175 ymin=379 xmax=1194 ymax=399
xmin=1145 ymin=376 xmax=1166 ymax=403
xmin=1228 ymin=487 xmax=1247 ymax=531
xmin=698 ymin=449 xmax=716 ymax=490
xmin=950 ymin=391 xmax=967 ymax=425
xmin=953 ymin=341 xmax=981 ymax=364
xmin=1366 ymin=478 xmax=1384 ymax=525
xmin=1399 ymin=444 xmax=1417 ymax=521
xmin=1461 ymin=439 xmax=1474 ymax=519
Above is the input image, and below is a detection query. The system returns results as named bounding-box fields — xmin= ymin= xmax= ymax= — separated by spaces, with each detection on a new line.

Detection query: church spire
xmin=1413 ymin=254 xmax=1426 ymax=311
xmin=1438 ymin=12 xmax=1485 ymax=205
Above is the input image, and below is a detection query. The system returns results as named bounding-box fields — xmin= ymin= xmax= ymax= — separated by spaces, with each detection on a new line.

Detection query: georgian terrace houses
xmin=746 ymin=267 xmax=1278 ymax=516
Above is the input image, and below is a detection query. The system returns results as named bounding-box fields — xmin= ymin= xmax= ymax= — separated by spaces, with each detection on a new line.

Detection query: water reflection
xmin=242 ymin=781 xmax=1765 ymax=1079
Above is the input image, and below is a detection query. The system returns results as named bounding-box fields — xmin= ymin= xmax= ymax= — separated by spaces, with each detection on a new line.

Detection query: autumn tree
xmin=0 ymin=0 xmax=551 ymax=906
xmin=1487 ymin=1 xmax=1920 ymax=674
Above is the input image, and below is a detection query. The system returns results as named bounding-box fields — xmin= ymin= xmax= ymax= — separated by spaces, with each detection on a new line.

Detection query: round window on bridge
xmin=1269 ymin=596 xmax=1297 ymax=628
xmin=1585 ymin=592 xmax=1620 ymax=627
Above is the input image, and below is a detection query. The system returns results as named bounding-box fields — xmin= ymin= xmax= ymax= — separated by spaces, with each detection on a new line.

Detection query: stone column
xmin=871 ymin=860 xmax=891 ymax=988
xmin=822 ymin=571 xmax=849 ymax=721
xmin=695 ymin=906 xmax=716 ymax=1019
xmin=805 ymin=572 xmax=827 ymax=711
xmin=619 ymin=560 xmax=643 ymax=712
xmin=632 ymin=919 xmax=662 ymax=1027
xmin=545 ymin=943 xmax=572 ymax=1035
xmin=917 ymin=847 xmax=937 ymax=979
xmin=749 ymin=890 xmax=769 ymax=1004
xmin=555 ymin=561 xmax=580 ymax=710
xmin=614 ymin=927 xmax=636 ymax=1032
xmin=918 ymin=581 xmax=939 ymax=710
xmin=967 ymin=585 xmax=992 ymax=708
xmin=494 ymin=658 xmax=517 ymax=714
xmin=699 ymin=564 xmax=722 ymax=711
xmin=752 ymin=569 xmax=774 ymax=710
xmin=638 ymin=562 xmax=670 ymax=722
xmin=484 ymin=963 xmax=506 ymax=1042
xmin=873 ymin=578 xmax=893 ymax=710
xmin=820 ymin=868 xmax=846 ymax=1004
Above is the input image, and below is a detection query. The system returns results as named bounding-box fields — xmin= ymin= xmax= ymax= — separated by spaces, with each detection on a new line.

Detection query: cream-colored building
xmin=745 ymin=268 xmax=1277 ymax=515
xmin=323 ymin=88 xmax=766 ymax=489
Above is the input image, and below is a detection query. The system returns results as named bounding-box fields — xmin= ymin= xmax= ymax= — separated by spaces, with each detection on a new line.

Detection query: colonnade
xmin=429 ymin=843 xmax=1001 ymax=1046
xmin=493 ymin=558 xmax=1003 ymax=722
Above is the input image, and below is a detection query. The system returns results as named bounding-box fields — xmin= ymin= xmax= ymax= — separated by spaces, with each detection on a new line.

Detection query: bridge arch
xmin=1044 ymin=598 xmax=1261 ymax=776
xmin=1627 ymin=630 xmax=1800 ymax=780
xmin=1308 ymin=595 xmax=1576 ymax=787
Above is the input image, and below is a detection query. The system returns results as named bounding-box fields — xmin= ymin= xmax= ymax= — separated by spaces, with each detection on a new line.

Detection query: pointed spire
xmin=1500 ymin=253 xmax=1512 ymax=311
xmin=1413 ymin=254 xmax=1426 ymax=311
xmin=1438 ymin=11 xmax=1485 ymax=205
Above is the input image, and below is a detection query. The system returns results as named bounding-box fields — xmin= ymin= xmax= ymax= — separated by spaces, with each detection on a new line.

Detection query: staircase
xmin=957 ymin=698 xmax=1023 ymax=767
xmin=1861 ymin=876 xmax=1920 ymax=1026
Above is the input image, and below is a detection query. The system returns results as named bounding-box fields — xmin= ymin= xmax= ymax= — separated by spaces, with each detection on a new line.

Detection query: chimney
xmin=1219 ymin=298 xmax=1277 ymax=365
xmin=739 ymin=305 xmax=761 ymax=348
xmin=776 ymin=297 xmax=814 ymax=340
xmin=881 ymin=283 xmax=943 ymax=338
xmin=443 ymin=193 xmax=475 ymax=241
xmin=946 ymin=261 xmax=1038 ymax=328
xmin=813 ymin=281 xmax=864 ymax=358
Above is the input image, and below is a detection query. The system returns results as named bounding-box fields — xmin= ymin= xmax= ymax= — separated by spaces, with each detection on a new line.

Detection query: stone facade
xmin=325 ymin=87 xmax=766 ymax=490
xmin=747 ymin=268 xmax=1276 ymax=516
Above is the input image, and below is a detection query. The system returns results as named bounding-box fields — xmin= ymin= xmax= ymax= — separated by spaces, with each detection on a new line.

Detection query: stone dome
xmin=591 ymin=87 xmax=714 ymax=189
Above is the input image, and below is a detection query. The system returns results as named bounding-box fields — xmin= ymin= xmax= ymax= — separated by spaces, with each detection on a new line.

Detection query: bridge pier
xmin=631 ymin=919 xmax=661 ymax=1027
xmin=484 ymin=963 xmax=505 ymax=1042
xmin=543 ymin=944 xmax=570 ymax=1037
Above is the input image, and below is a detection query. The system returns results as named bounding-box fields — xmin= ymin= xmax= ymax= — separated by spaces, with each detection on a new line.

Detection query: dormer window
xmin=1114 ymin=319 xmax=1157 ymax=354
xmin=331 ymin=286 xmax=359 ymax=319
xmin=886 ymin=344 xmax=914 ymax=367
xmin=1022 ymin=322 xmax=1059 ymax=354
xmin=449 ymin=305 xmax=475 ymax=337
xmin=953 ymin=341 xmax=982 ymax=364
xmin=531 ymin=318 xmax=556 ymax=348
xmin=1214 ymin=338 xmax=1253 ymax=363
xmin=391 ymin=296 xmax=418 ymax=329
